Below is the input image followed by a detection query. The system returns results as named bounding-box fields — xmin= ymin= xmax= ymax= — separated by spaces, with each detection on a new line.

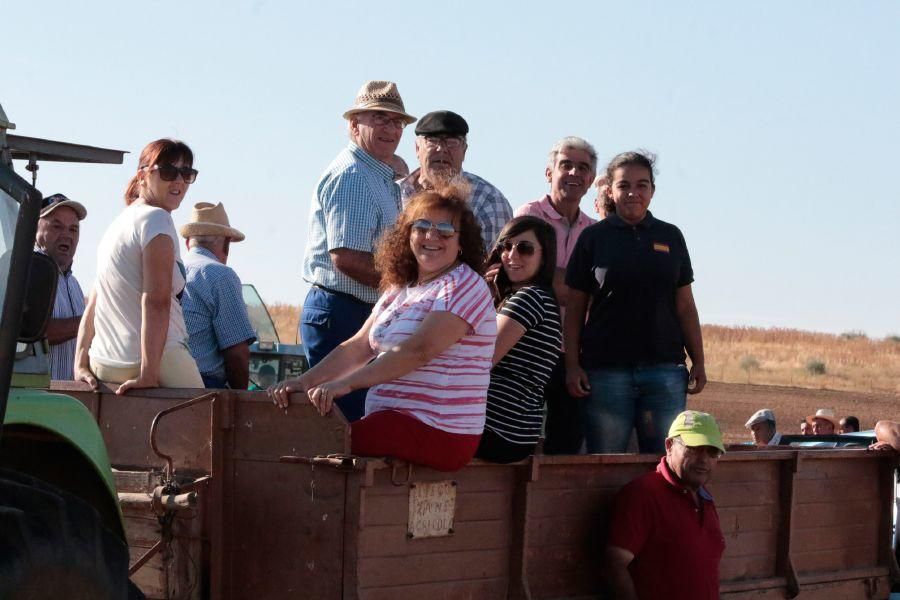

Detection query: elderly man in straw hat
xmin=181 ymin=202 xmax=256 ymax=390
xmin=807 ymin=408 xmax=839 ymax=435
xmin=298 ymin=80 xmax=416 ymax=421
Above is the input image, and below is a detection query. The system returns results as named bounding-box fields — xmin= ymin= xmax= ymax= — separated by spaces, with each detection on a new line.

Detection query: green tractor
xmin=0 ymin=102 xmax=140 ymax=598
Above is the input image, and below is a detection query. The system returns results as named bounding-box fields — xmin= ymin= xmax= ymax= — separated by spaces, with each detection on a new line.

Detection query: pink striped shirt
xmin=366 ymin=264 xmax=497 ymax=435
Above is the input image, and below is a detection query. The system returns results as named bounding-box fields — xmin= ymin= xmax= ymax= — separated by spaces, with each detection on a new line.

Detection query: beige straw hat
xmin=342 ymin=80 xmax=416 ymax=124
xmin=179 ymin=202 xmax=245 ymax=242
xmin=805 ymin=408 xmax=839 ymax=427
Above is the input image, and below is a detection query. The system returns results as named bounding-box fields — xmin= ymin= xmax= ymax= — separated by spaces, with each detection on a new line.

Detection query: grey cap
xmin=745 ymin=409 xmax=776 ymax=429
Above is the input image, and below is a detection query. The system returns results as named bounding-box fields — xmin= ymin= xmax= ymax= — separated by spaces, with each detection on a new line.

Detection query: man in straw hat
xmin=299 ymin=80 xmax=416 ymax=421
xmin=35 ymin=193 xmax=88 ymax=380
xmin=606 ymin=410 xmax=726 ymax=600
xmin=181 ymin=202 xmax=256 ymax=389
xmin=807 ymin=408 xmax=839 ymax=435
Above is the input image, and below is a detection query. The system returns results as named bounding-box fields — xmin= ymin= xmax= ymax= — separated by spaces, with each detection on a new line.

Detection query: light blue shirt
xmin=183 ymin=247 xmax=256 ymax=380
xmin=301 ymin=142 xmax=400 ymax=304
xmin=49 ymin=267 xmax=85 ymax=380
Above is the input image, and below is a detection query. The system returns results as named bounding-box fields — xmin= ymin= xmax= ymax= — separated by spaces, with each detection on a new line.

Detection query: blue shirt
xmin=182 ymin=247 xmax=256 ymax=380
xmin=301 ymin=142 xmax=400 ymax=304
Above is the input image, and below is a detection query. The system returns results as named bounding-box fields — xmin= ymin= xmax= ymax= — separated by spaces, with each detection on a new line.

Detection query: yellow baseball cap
xmin=668 ymin=410 xmax=725 ymax=453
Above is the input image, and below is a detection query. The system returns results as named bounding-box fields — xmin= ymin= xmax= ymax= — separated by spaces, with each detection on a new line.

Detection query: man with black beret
xmin=399 ymin=110 xmax=512 ymax=252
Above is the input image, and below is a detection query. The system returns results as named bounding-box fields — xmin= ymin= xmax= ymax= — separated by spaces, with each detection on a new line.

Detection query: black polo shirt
xmin=565 ymin=211 xmax=694 ymax=369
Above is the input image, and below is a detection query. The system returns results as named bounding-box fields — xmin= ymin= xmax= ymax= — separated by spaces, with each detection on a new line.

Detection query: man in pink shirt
xmin=515 ymin=136 xmax=597 ymax=454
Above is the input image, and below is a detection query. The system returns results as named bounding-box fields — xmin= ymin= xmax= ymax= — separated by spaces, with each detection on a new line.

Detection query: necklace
xmin=414 ymin=260 xmax=459 ymax=286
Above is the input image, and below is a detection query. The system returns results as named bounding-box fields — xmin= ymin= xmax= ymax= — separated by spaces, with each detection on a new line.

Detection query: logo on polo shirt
xmin=593 ymin=267 xmax=608 ymax=287
xmin=653 ymin=242 xmax=670 ymax=253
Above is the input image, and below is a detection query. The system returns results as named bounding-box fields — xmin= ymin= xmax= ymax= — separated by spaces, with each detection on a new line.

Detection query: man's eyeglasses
xmin=411 ymin=219 xmax=457 ymax=238
xmin=368 ymin=113 xmax=408 ymax=130
xmin=420 ymin=135 xmax=466 ymax=150
xmin=499 ymin=240 xmax=536 ymax=256
xmin=674 ymin=438 xmax=723 ymax=459
xmin=143 ymin=164 xmax=199 ymax=184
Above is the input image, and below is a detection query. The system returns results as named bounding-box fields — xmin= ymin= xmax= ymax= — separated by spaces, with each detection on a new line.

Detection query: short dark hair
xmin=842 ymin=416 xmax=860 ymax=432
xmin=485 ymin=216 xmax=557 ymax=307
xmin=605 ymin=150 xmax=657 ymax=188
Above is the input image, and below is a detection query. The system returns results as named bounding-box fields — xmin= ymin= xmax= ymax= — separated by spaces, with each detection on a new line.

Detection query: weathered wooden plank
xmin=364 ymin=463 xmax=517 ymax=495
xmin=708 ymin=460 xmax=780 ymax=484
xmin=357 ymin=577 xmax=509 ymax=600
xmin=721 ymin=529 xmax=779 ymax=558
xmin=708 ymin=481 xmax=779 ymax=508
xmin=360 ymin=489 xmax=513 ymax=526
xmin=114 ymin=469 xmax=160 ymax=493
xmin=720 ymin=553 xmax=778 ymax=581
xmin=792 ymin=523 xmax=880 ymax=553
xmin=788 ymin=500 xmax=880 ymax=528
xmin=793 ymin=478 xmax=878 ymax=504
xmin=529 ymin=462 xmax=651 ymax=490
xmin=525 ymin=514 xmax=606 ymax=549
xmin=130 ymin=553 xmax=166 ymax=600
xmin=526 ymin=488 xmax=615 ymax=519
xmin=794 ymin=457 xmax=879 ymax=480
xmin=718 ymin=504 xmax=779 ymax=533
xmin=792 ymin=544 xmax=879 ymax=573
xmin=357 ymin=520 xmax=510 ymax=558
xmin=357 ymin=549 xmax=508 ymax=589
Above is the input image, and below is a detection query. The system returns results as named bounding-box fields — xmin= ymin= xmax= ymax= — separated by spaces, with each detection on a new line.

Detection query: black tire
xmin=0 ymin=468 xmax=139 ymax=600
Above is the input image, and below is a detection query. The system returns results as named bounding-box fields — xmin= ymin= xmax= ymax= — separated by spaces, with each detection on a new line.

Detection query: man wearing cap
xmin=745 ymin=408 xmax=782 ymax=446
xmin=514 ymin=137 xmax=598 ymax=454
xmin=300 ymin=80 xmax=416 ymax=421
xmin=35 ymin=193 xmax=87 ymax=380
xmin=399 ymin=110 xmax=512 ymax=251
xmin=606 ymin=410 xmax=726 ymax=600
xmin=181 ymin=202 xmax=256 ymax=389
xmin=807 ymin=408 xmax=838 ymax=435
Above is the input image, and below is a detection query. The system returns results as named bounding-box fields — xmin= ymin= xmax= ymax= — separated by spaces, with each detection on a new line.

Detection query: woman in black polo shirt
xmin=564 ymin=151 xmax=706 ymax=454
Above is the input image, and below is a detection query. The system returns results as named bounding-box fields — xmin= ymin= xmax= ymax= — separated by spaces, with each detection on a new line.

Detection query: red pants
xmin=351 ymin=410 xmax=481 ymax=472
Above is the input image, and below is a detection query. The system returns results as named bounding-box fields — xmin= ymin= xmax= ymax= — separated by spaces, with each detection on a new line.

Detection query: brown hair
xmin=374 ymin=178 xmax=484 ymax=290
xmin=605 ymin=150 xmax=657 ymax=188
xmin=124 ymin=139 xmax=194 ymax=205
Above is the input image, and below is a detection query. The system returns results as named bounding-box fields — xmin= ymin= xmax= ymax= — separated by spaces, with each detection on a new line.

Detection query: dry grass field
xmin=265 ymin=301 xmax=900 ymax=442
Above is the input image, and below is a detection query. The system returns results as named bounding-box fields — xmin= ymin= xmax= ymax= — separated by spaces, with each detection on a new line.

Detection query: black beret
xmin=414 ymin=110 xmax=469 ymax=137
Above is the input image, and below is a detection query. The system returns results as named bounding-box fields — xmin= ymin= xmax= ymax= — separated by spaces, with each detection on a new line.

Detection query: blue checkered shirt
xmin=399 ymin=169 xmax=513 ymax=252
xmin=48 ymin=266 xmax=85 ymax=380
xmin=302 ymin=142 xmax=400 ymax=304
xmin=183 ymin=247 xmax=256 ymax=380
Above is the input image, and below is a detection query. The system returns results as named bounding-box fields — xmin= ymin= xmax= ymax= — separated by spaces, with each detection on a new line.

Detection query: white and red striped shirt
xmin=366 ymin=263 xmax=497 ymax=435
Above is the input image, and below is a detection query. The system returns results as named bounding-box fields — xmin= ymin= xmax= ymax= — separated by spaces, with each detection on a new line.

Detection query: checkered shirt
xmin=302 ymin=142 xmax=400 ymax=304
xmin=183 ymin=247 xmax=256 ymax=380
xmin=399 ymin=169 xmax=513 ymax=252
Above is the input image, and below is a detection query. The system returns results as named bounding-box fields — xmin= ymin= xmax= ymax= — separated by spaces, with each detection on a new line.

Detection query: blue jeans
xmin=584 ymin=365 xmax=688 ymax=454
xmin=300 ymin=286 xmax=373 ymax=422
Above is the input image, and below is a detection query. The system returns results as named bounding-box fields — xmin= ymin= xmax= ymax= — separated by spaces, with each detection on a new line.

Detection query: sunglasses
xmin=499 ymin=240 xmax=536 ymax=256
xmin=411 ymin=219 xmax=457 ymax=238
xmin=143 ymin=164 xmax=199 ymax=184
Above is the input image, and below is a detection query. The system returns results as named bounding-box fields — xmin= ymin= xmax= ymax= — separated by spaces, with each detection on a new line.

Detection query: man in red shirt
xmin=605 ymin=410 xmax=727 ymax=600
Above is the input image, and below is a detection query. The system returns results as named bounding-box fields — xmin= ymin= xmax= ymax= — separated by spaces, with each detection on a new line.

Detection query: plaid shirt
xmin=183 ymin=247 xmax=256 ymax=380
xmin=399 ymin=169 xmax=513 ymax=253
xmin=302 ymin=142 xmax=400 ymax=304
xmin=48 ymin=266 xmax=85 ymax=380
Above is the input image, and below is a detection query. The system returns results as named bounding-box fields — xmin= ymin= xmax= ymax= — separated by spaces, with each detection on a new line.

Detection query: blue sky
xmin=5 ymin=1 xmax=899 ymax=337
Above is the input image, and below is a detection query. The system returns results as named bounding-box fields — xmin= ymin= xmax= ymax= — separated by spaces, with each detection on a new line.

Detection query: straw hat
xmin=806 ymin=408 xmax=839 ymax=427
xmin=180 ymin=202 xmax=245 ymax=242
xmin=342 ymin=80 xmax=416 ymax=124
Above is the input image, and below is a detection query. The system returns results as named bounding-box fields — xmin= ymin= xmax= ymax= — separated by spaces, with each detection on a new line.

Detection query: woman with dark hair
xmin=565 ymin=151 xmax=706 ymax=454
xmin=476 ymin=216 xmax=562 ymax=463
xmin=74 ymin=139 xmax=203 ymax=393
xmin=270 ymin=180 xmax=496 ymax=472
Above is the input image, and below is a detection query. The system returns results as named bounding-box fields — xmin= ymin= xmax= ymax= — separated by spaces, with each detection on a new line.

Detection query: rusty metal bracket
xmin=390 ymin=460 xmax=413 ymax=486
xmin=149 ymin=392 xmax=218 ymax=481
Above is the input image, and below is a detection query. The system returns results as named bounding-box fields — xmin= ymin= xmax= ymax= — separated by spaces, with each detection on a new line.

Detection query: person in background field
xmin=839 ymin=415 xmax=860 ymax=433
xmin=800 ymin=420 xmax=812 ymax=436
xmin=181 ymin=202 xmax=256 ymax=389
xmin=476 ymin=217 xmax=562 ymax=463
xmin=605 ymin=410 xmax=726 ymax=600
xmin=34 ymin=193 xmax=87 ymax=380
xmin=593 ymin=174 xmax=615 ymax=219
xmin=300 ymin=80 xmax=416 ymax=422
xmin=74 ymin=139 xmax=203 ymax=393
xmin=744 ymin=408 xmax=781 ymax=446
xmin=565 ymin=151 xmax=706 ymax=454
xmin=399 ymin=110 xmax=513 ymax=252
xmin=514 ymin=136 xmax=597 ymax=454
xmin=387 ymin=154 xmax=410 ymax=182
xmin=807 ymin=408 xmax=838 ymax=435
xmin=271 ymin=182 xmax=496 ymax=472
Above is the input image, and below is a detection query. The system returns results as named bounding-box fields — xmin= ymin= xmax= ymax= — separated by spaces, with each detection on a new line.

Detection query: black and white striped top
xmin=485 ymin=286 xmax=562 ymax=445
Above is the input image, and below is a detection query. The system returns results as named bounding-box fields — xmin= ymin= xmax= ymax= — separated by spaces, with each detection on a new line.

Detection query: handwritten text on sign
xmin=408 ymin=481 xmax=457 ymax=539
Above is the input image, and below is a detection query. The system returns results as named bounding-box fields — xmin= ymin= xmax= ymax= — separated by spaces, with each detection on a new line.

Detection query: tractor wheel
xmin=0 ymin=468 xmax=142 ymax=600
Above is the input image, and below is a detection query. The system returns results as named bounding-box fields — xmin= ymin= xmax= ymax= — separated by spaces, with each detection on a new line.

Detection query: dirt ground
xmin=688 ymin=381 xmax=900 ymax=444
